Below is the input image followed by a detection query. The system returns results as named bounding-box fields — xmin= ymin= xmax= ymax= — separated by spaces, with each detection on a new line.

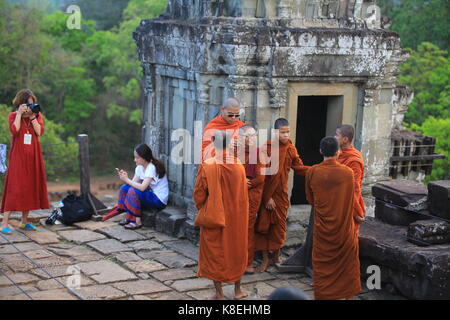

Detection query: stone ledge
xmin=359 ymin=217 xmax=450 ymax=300
xmin=155 ymin=207 xmax=186 ymax=238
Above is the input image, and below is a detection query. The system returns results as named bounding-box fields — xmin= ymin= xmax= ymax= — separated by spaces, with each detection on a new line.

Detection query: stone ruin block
xmin=372 ymin=179 xmax=428 ymax=208
xmin=155 ymin=207 xmax=186 ymax=238
xmin=427 ymin=180 xmax=450 ymax=220
xmin=184 ymin=220 xmax=200 ymax=246
xmin=359 ymin=217 xmax=450 ymax=299
xmin=407 ymin=219 xmax=450 ymax=246
xmin=374 ymin=199 xmax=430 ymax=226
xmin=141 ymin=208 xmax=159 ymax=228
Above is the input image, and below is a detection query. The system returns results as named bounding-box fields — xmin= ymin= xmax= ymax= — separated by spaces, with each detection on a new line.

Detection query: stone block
xmin=36 ymin=275 xmax=94 ymax=291
xmin=374 ymin=199 xmax=430 ymax=226
xmin=150 ymin=268 xmax=196 ymax=282
xmin=73 ymin=220 xmax=117 ymax=231
xmin=28 ymin=289 xmax=78 ymax=300
xmin=184 ymin=220 xmax=200 ymax=245
xmin=97 ymin=225 xmax=146 ymax=243
xmin=359 ymin=217 xmax=450 ymax=299
xmin=57 ymin=230 xmax=106 ymax=244
xmin=0 ymin=272 xmax=40 ymax=286
xmin=127 ymin=240 xmax=163 ymax=252
xmin=113 ymin=280 xmax=171 ymax=295
xmin=73 ymin=285 xmax=128 ymax=300
xmin=0 ymin=232 xmax=31 ymax=244
xmin=47 ymin=245 xmax=97 ymax=258
xmin=86 ymin=239 xmax=133 ymax=255
xmin=154 ymin=251 xmax=196 ymax=268
xmin=0 ymin=285 xmax=39 ymax=298
xmin=427 ymin=180 xmax=450 ymax=219
xmin=0 ymin=242 xmax=43 ymax=254
xmin=141 ymin=208 xmax=160 ymax=228
xmin=372 ymin=180 xmax=428 ymax=208
xmin=155 ymin=207 xmax=186 ymax=238
xmin=164 ymin=240 xmax=199 ymax=261
xmin=171 ymin=277 xmax=214 ymax=292
xmin=77 ymin=260 xmax=138 ymax=284
xmin=20 ymin=229 xmax=61 ymax=245
xmin=112 ymin=252 xmax=142 ymax=263
xmin=407 ymin=220 xmax=450 ymax=245
xmin=124 ymin=260 xmax=167 ymax=273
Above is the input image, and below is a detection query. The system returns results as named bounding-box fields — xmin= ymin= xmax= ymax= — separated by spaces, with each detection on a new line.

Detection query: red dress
xmin=1 ymin=112 xmax=49 ymax=212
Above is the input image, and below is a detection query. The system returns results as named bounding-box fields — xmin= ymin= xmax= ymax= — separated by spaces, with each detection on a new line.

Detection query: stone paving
xmin=0 ymin=210 xmax=407 ymax=300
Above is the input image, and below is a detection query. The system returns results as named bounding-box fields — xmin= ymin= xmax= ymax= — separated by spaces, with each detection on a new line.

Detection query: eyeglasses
xmin=227 ymin=114 xmax=240 ymax=118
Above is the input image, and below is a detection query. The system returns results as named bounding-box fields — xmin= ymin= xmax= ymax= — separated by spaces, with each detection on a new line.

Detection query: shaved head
xmin=337 ymin=125 xmax=354 ymax=143
xmin=274 ymin=118 xmax=289 ymax=129
xmin=223 ymin=97 xmax=241 ymax=109
xmin=220 ymin=97 xmax=241 ymax=124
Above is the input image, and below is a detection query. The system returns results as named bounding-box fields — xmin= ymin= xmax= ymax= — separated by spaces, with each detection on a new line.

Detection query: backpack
xmin=59 ymin=194 xmax=93 ymax=225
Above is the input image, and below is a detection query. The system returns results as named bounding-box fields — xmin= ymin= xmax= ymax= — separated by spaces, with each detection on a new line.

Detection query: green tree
xmin=377 ymin=0 xmax=449 ymax=50
xmin=410 ymin=117 xmax=450 ymax=182
xmin=74 ymin=0 xmax=131 ymax=30
xmin=399 ymin=42 xmax=450 ymax=125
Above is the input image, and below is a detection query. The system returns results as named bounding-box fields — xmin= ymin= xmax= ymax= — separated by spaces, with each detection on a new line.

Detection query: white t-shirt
xmin=135 ymin=163 xmax=169 ymax=205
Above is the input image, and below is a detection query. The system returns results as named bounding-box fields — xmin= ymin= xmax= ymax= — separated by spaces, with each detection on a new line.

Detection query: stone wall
xmin=134 ymin=0 xmax=411 ymax=241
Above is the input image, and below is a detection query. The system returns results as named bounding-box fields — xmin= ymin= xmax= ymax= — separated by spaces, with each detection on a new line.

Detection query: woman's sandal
xmin=118 ymin=219 xmax=130 ymax=226
xmin=124 ymin=222 xmax=142 ymax=230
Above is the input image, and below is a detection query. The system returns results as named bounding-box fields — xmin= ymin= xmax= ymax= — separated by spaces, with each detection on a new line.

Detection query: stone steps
xmin=142 ymin=206 xmax=186 ymax=239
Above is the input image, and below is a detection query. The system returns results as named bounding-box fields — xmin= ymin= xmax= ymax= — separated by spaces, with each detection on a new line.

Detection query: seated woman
xmin=107 ymin=143 xmax=169 ymax=229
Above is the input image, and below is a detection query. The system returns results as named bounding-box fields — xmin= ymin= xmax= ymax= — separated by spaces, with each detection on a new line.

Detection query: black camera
xmin=26 ymin=102 xmax=41 ymax=114
xmin=45 ymin=208 xmax=62 ymax=225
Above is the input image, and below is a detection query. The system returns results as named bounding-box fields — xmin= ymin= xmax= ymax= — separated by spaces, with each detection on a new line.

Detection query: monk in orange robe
xmin=194 ymin=131 xmax=249 ymax=300
xmin=255 ymin=118 xmax=310 ymax=272
xmin=236 ymin=125 xmax=265 ymax=273
xmin=306 ymin=136 xmax=361 ymax=300
xmin=201 ymin=97 xmax=246 ymax=162
xmin=335 ymin=125 xmax=365 ymax=235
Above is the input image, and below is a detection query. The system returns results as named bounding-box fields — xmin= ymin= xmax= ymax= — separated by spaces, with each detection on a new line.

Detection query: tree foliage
xmin=378 ymin=0 xmax=449 ymax=50
xmin=0 ymin=0 xmax=167 ymax=177
xmin=399 ymin=42 xmax=450 ymax=125
xmin=410 ymin=117 xmax=450 ymax=182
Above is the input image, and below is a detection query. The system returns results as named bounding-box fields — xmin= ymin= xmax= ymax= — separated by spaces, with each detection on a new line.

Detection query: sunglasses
xmin=227 ymin=113 xmax=240 ymax=118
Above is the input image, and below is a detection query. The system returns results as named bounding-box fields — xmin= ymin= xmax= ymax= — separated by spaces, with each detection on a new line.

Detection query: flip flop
xmin=20 ymin=223 xmax=36 ymax=231
xmin=118 ymin=219 xmax=130 ymax=226
xmin=1 ymin=226 xmax=13 ymax=234
xmin=124 ymin=222 xmax=142 ymax=230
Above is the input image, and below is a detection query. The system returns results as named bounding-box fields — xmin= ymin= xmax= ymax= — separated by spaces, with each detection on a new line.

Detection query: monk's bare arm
xmin=291 ymin=148 xmax=311 ymax=176
xmin=193 ymin=166 xmax=208 ymax=209
xmin=348 ymin=161 xmax=365 ymax=218
xmin=305 ymin=169 xmax=314 ymax=205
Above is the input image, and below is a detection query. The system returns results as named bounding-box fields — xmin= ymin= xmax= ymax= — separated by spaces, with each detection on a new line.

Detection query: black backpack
xmin=59 ymin=194 xmax=94 ymax=225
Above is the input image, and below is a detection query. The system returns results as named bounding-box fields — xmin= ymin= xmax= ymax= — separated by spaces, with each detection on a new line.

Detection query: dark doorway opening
xmin=291 ymin=96 xmax=329 ymax=205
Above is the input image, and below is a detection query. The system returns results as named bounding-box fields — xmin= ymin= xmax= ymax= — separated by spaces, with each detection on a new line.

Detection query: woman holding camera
xmin=1 ymin=89 xmax=49 ymax=234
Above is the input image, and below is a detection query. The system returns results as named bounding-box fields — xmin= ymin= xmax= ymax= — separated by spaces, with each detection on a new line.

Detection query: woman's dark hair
xmin=12 ymin=89 xmax=37 ymax=109
xmin=135 ymin=143 xmax=166 ymax=179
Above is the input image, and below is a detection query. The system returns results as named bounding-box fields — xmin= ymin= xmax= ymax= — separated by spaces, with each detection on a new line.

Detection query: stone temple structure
xmin=133 ymin=0 xmax=413 ymax=245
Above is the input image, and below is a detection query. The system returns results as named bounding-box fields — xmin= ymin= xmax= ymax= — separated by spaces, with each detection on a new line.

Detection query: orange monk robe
xmin=201 ymin=116 xmax=246 ymax=162
xmin=338 ymin=146 xmax=365 ymax=235
xmin=254 ymin=140 xmax=310 ymax=252
xmin=243 ymin=147 xmax=265 ymax=268
xmin=305 ymin=159 xmax=361 ymax=300
xmin=193 ymin=156 xmax=249 ymax=283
